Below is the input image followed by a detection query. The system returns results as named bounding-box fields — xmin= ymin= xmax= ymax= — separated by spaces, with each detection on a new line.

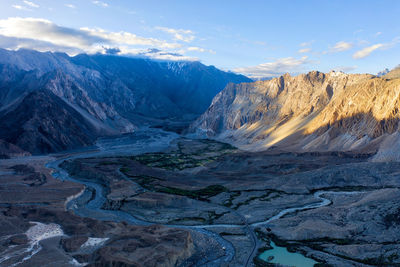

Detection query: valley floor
xmin=1 ymin=128 xmax=400 ymax=266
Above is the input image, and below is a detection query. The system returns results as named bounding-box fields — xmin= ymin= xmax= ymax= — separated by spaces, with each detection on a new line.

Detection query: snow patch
xmin=69 ymin=258 xmax=87 ymax=266
xmin=26 ymin=222 xmax=64 ymax=243
xmin=80 ymin=237 xmax=109 ymax=248
xmin=1 ymin=222 xmax=64 ymax=267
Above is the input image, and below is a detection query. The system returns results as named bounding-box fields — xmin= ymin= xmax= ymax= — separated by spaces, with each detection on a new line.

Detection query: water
xmin=251 ymin=191 xmax=331 ymax=227
xmin=256 ymin=191 xmax=364 ymax=266
xmin=259 ymin=241 xmax=317 ymax=267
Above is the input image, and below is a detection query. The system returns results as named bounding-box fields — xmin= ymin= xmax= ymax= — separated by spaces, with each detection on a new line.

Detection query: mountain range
xmin=2 ymin=47 xmax=400 ymax=162
xmin=190 ymin=66 xmax=400 ymax=161
xmin=0 ymin=49 xmax=250 ymax=155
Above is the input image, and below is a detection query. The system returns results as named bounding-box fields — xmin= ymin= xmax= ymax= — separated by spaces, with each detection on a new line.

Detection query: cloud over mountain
xmin=155 ymin=26 xmax=195 ymax=43
xmin=234 ymin=56 xmax=311 ymax=79
xmin=0 ymin=17 xmax=200 ymax=60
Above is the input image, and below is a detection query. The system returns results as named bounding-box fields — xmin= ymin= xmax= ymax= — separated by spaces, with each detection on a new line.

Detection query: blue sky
xmin=0 ymin=0 xmax=399 ymax=78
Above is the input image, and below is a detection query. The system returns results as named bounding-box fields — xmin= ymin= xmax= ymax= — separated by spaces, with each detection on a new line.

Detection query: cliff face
xmin=190 ymin=70 xmax=400 ymax=161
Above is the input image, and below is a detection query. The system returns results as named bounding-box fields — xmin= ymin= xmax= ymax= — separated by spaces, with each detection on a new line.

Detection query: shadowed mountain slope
xmin=0 ymin=49 xmax=250 ymax=154
xmin=0 ymin=90 xmax=100 ymax=154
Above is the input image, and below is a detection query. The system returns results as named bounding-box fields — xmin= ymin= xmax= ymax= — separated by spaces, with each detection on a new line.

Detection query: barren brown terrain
xmin=57 ymin=138 xmax=400 ymax=266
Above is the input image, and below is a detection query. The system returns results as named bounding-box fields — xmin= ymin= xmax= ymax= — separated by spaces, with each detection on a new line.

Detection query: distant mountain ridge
xmin=0 ymin=48 xmax=250 ymax=154
xmin=377 ymin=68 xmax=390 ymax=77
xmin=384 ymin=65 xmax=400 ymax=79
xmin=190 ymin=68 xmax=400 ymax=161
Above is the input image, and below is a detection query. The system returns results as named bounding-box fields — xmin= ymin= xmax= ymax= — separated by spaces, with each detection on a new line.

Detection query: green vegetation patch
xmin=158 ymin=184 xmax=228 ymax=200
xmin=168 ymin=217 xmax=207 ymax=224
xmin=223 ymin=190 xmax=282 ymax=209
xmin=384 ymin=208 xmax=400 ymax=228
xmin=219 ymin=232 xmax=247 ymax=236
xmin=129 ymin=139 xmax=236 ymax=171
xmin=132 ymin=152 xmax=214 ymax=170
xmin=120 ymin=166 xmax=131 ymax=173
xmin=120 ymin=168 xmax=228 ymax=201
xmin=121 ymin=173 xmax=162 ymax=191
xmin=223 ymin=191 xmax=241 ymax=207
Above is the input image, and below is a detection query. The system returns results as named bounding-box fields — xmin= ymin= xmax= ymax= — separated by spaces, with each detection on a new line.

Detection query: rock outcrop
xmin=190 ymin=69 xmax=400 ymax=161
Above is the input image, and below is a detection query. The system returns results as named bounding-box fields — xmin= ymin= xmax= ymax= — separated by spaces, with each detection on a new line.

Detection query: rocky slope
xmin=384 ymin=64 xmax=400 ymax=79
xmin=0 ymin=90 xmax=101 ymax=154
xmin=190 ymin=69 xmax=400 ymax=161
xmin=0 ymin=48 xmax=250 ymax=154
xmin=0 ymin=139 xmax=31 ymax=158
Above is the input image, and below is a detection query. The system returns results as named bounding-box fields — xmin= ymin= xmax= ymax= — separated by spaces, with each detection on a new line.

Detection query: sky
xmin=0 ymin=0 xmax=399 ymax=78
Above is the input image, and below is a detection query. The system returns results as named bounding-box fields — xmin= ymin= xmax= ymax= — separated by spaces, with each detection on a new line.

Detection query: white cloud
xmin=81 ymin=27 xmax=182 ymax=49
xmin=331 ymin=41 xmax=353 ymax=52
xmin=187 ymin=46 xmax=215 ymax=54
xmin=234 ymin=56 xmax=311 ymax=78
xmin=92 ymin=1 xmax=108 ymax=7
xmin=0 ymin=17 xmax=104 ymax=48
xmin=332 ymin=65 xmax=358 ymax=72
xmin=23 ymin=1 xmax=39 ymax=8
xmin=64 ymin=4 xmax=76 ymax=9
xmin=0 ymin=35 xmax=84 ymax=55
xmin=298 ymin=48 xmax=311 ymax=53
xmin=353 ymin=43 xmax=384 ymax=59
xmin=155 ymin=26 xmax=195 ymax=43
xmin=0 ymin=17 xmax=200 ymax=61
xmin=12 ymin=5 xmax=28 ymax=10
xmin=352 ymin=37 xmax=400 ymax=59
xmin=143 ymin=50 xmax=196 ymax=61
xmin=150 ymin=53 xmax=195 ymax=61
xmin=300 ymin=41 xmax=313 ymax=47
xmin=187 ymin=46 xmax=205 ymax=52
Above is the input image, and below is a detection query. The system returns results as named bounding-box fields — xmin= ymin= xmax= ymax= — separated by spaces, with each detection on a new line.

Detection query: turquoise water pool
xmin=259 ymin=241 xmax=317 ymax=267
